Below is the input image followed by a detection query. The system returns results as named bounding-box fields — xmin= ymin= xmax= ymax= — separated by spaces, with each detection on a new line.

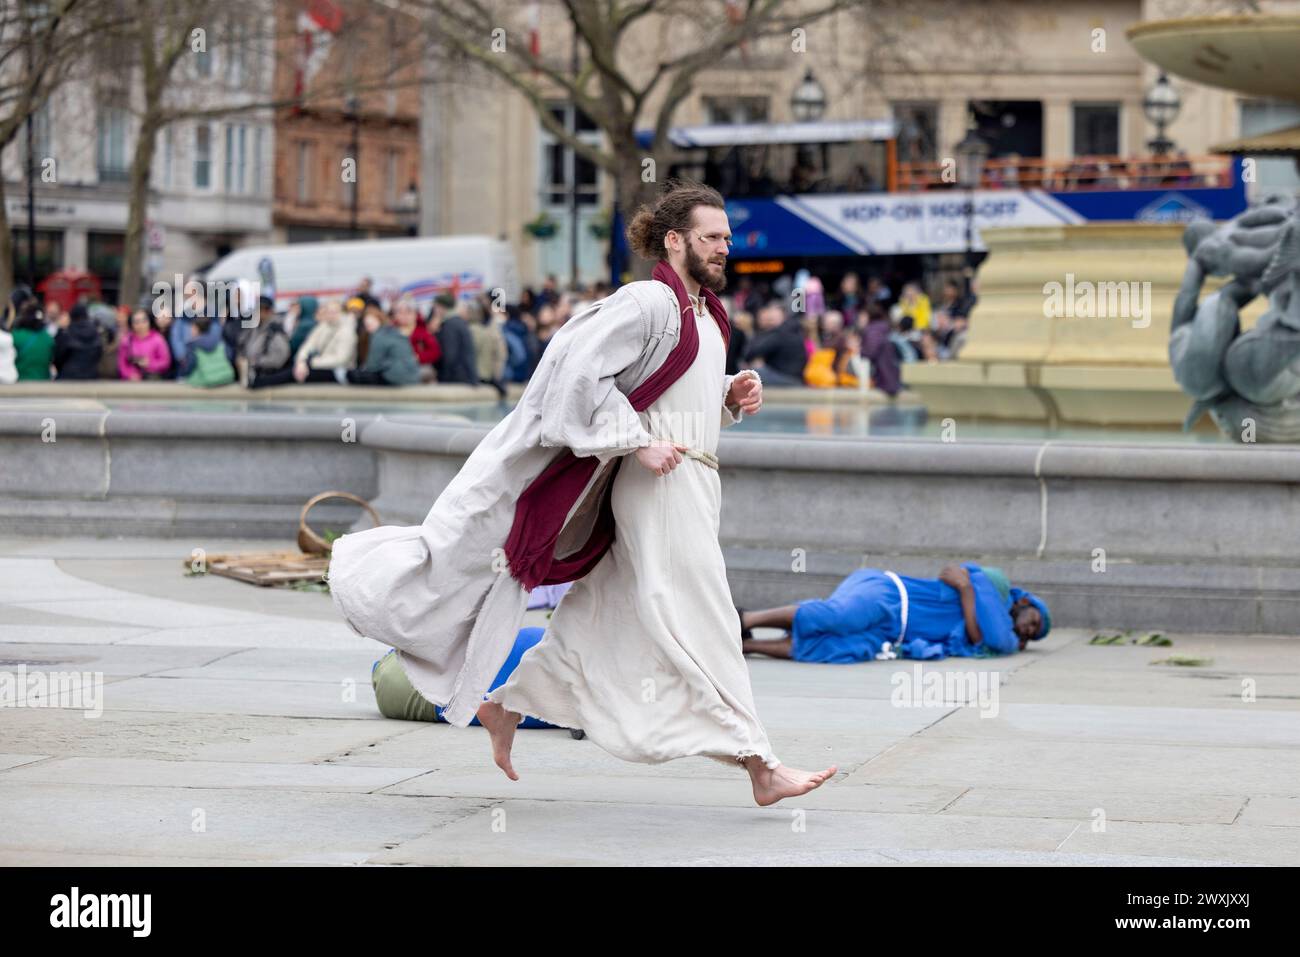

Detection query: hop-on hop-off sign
xmin=724 ymin=178 xmax=1247 ymax=257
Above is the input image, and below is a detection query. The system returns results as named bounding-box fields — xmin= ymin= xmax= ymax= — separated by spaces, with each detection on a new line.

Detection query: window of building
xmin=194 ymin=124 xmax=212 ymax=189
xmin=194 ymin=43 xmax=212 ymax=79
xmin=31 ymin=102 xmax=53 ymax=163
xmin=541 ymin=103 xmax=600 ymax=207
xmin=296 ymin=141 xmax=314 ymax=203
xmin=87 ymin=231 xmax=124 ymax=306
xmin=224 ymin=123 xmax=247 ymax=194
xmin=253 ymin=127 xmax=265 ymax=196
xmin=96 ymin=102 xmax=130 ymax=182
xmin=10 ymin=228 xmax=63 ymax=290
xmin=225 ymin=15 xmax=246 ymax=84
xmin=1073 ymin=103 xmax=1121 ymax=157
xmin=971 ymin=99 xmax=1043 ymax=158
xmin=892 ymin=101 xmax=939 ymax=163
xmin=385 ymin=148 xmax=399 ymax=208
xmin=1240 ymin=99 xmax=1300 ymax=194
xmin=703 ymin=97 xmax=770 ymax=125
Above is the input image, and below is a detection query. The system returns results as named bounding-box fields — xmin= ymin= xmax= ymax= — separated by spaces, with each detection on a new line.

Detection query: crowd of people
xmin=0 ymin=276 xmax=604 ymax=395
xmin=0 ymin=268 xmax=972 ymax=399
xmin=723 ymin=270 xmax=976 ymax=397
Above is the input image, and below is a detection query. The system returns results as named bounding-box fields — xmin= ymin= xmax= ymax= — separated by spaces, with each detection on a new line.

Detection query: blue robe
xmin=433 ymin=626 xmax=557 ymax=728
xmin=789 ymin=563 xmax=1018 ymax=663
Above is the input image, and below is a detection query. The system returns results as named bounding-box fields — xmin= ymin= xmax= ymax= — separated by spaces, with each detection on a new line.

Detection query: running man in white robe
xmin=478 ymin=181 xmax=837 ymax=806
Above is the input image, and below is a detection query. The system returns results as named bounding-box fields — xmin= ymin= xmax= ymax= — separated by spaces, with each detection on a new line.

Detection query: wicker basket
xmin=297 ymin=491 xmax=381 ymax=554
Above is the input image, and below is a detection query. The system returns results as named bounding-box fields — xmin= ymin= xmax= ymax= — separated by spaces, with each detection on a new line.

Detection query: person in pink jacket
xmin=117 ymin=308 xmax=172 ymax=381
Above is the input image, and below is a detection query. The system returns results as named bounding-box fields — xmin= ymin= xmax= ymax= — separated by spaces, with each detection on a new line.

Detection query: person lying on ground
xmin=736 ymin=562 xmax=1051 ymax=663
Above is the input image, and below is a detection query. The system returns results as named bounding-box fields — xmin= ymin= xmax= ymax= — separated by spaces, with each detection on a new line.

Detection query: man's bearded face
xmin=685 ymin=234 xmax=727 ymax=294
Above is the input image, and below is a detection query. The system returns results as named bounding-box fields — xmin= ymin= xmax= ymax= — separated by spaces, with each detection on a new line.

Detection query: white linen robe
xmin=487 ymin=295 xmax=779 ymax=768
xmin=328 ymin=279 xmax=753 ymax=730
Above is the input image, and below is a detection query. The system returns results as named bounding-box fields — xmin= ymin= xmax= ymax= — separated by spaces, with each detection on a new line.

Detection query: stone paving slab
xmin=845 ymin=736 xmax=1300 ymax=797
xmin=0 ymin=754 xmax=49 ymax=772
xmin=742 ymin=653 xmax=1039 ymax=701
xmin=1236 ymin=797 xmax=1300 ymax=827
xmin=0 ymin=641 xmax=242 ymax=675
xmin=57 ymin=557 xmax=346 ymax=621
xmin=2 ymin=535 xmax=1297 ymax=866
xmin=944 ymin=787 xmax=1247 ymax=826
xmin=154 ymin=647 xmax=388 ymax=683
xmin=2 ymin=756 xmax=431 ymax=793
xmin=1 ymin=711 xmax=414 ymax=763
xmin=381 ymin=769 xmax=965 ymax=814
xmin=0 ymin=781 xmax=488 ymax=864
xmin=7 ymin=596 xmax=272 ymax=630
xmin=322 ymin=721 xmax=897 ymax=781
xmin=112 ymin=622 xmax=374 ymax=650
xmin=0 ymin=623 xmax=156 ymax=644
xmin=364 ymin=798 xmax=1081 ymax=867
xmin=1059 ymin=820 xmax=1300 ymax=867
xmin=927 ymin=702 xmax=1300 ymax=748
xmin=88 ymin=676 xmax=383 ymax=719
xmin=1038 ymin=633 xmax=1300 ymax=674
xmin=998 ymin=663 xmax=1300 ymax=710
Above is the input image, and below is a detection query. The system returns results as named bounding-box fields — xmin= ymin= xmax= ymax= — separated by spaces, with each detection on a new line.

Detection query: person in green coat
xmin=346 ymin=307 xmax=420 ymax=386
xmin=287 ymin=295 xmax=318 ymax=356
xmin=12 ymin=302 xmax=56 ymax=379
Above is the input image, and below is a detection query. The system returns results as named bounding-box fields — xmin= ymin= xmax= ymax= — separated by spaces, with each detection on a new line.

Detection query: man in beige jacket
xmin=249 ymin=298 xmax=357 ymax=388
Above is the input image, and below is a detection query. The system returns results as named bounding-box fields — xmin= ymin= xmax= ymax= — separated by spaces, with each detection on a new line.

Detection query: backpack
xmin=503 ymin=326 xmax=527 ymax=371
xmin=249 ymin=320 xmax=291 ymax=372
xmin=186 ymin=343 xmax=236 ymax=388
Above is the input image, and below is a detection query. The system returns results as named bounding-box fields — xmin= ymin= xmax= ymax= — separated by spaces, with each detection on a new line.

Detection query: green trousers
xmin=371 ymin=650 xmax=439 ymax=722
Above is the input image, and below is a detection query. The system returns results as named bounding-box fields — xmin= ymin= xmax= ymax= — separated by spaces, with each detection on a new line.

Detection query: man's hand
xmin=939 ymin=564 xmax=982 ymax=645
xmin=938 ymin=564 xmax=970 ymax=590
xmin=635 ymin=439 xmax=686 ymax=476
xmin=293 ymin=362 xmax=309 ymax=383
xmin=727 ymin=370 xmax=763 ymax=415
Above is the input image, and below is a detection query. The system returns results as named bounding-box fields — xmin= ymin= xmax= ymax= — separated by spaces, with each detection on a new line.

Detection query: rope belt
xmin=884 ymin=570 xmax=909 ymax=642
xmin=649 ymin=436 xmax=719 ymax=470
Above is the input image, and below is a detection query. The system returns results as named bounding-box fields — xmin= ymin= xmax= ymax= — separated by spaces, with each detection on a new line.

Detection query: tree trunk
xmin=119 ymin=116 xmax=161 ymax=307
xmin=0 ymin=173 xmax=13 ymax=307
xmin=615 ymin=147 xmax=661 ymax=282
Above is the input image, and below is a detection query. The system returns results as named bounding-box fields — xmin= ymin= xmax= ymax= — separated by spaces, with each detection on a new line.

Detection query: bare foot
xmin=476 ymin=700 xmax=522 ymax=781
xmin=744 ymin=758 xmax=837 ymax=807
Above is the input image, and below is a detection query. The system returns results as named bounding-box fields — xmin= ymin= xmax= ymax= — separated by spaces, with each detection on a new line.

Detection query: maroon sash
xmin=502 ymin=260 xmax=730 ymax=590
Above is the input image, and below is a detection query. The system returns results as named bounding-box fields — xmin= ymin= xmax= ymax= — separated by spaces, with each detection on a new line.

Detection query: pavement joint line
xmin=1230 ymin=797 xmax=1251 ymax=825
xmin=0 ymin=756 xmax=57 ymax=775
xmin=365 ymin=770 xmax=438 ymax=794
xmin=1054 ymin=821 xmax=1082 ymax=851
xmin=936 ymin=787 xmax=972 ymax=814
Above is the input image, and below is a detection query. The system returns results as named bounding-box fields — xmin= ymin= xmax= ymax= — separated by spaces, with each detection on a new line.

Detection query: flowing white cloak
xmin=328 ymin=279 xmax=749 ymax=727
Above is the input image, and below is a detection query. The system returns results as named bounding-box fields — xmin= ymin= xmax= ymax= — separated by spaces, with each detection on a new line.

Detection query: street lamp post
xmin=25 ymin=111 xmax=36 ymax=289
xmin=954 ymin=123 xmax=989 ymax=299
xmin=345 ymin=93 xmax=360 ymax=238
xmin=1143 ymin=73 xmax=1181 ymax=157
xmin=790 ymin=68 xmax=826 ymax=122
xmin=568 ymin=22 xmax=579 ymax=290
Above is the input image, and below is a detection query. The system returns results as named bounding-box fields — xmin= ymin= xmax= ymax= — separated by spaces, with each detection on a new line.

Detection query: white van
xmin=203 ymin=235 xmax=520 ymax=311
